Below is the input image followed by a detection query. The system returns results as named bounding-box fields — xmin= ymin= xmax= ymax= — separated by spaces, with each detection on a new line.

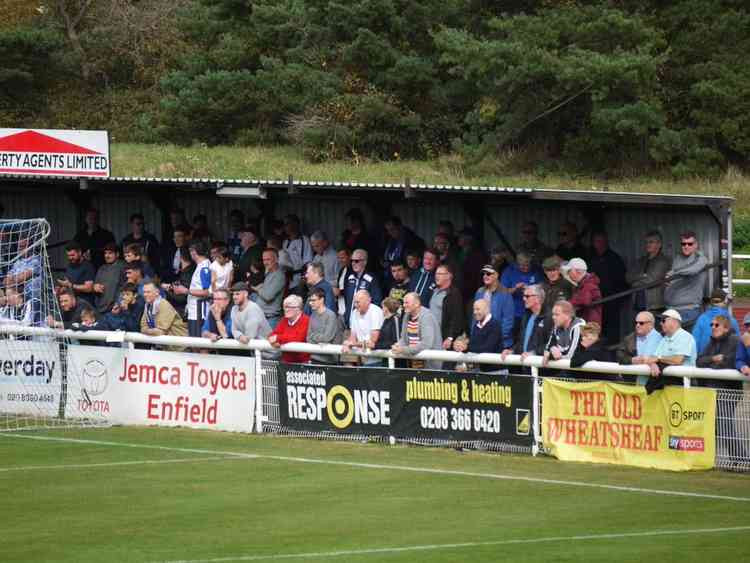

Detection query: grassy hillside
xmin=111 ymin=143 xmax=749 ymax=209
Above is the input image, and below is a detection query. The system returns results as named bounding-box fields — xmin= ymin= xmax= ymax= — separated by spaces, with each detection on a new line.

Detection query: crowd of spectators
xmin=3 ymin=205 xmax=748 ymax=395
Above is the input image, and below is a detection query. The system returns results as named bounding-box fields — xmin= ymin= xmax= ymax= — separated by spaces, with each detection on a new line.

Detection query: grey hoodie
xmin=664 ymin=251 xmax=707 ymax=310
xmin=398 ymin=306 xmax=443 ymax=369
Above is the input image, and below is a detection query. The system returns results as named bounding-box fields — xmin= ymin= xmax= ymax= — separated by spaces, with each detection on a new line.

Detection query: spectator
xmin=252 ymin=248 xmax=286 ymax=328
xmin=501 ymin=252 xmax=544 ymax=335
xmin=230 ymin=282 xmax=271 ymax=344
xmin=282 ymin=214 xmax=313 ymax=289
xmin=0 ymin=287 xmax=32 ymax=326
xmin=541 ymin=256 xmax=573 ymax=312
xmin=697 ymin=314 xmax=738 ymax=372
xmin=160 ymin=225 xmax=190 ymax=283
xmin=663 ymin=230 xmax=708 ymax=324
xmin=588 ymin=231 xmax=627 ymax=343
xmin=692 ymin=288 xmax=740 ymax=354
xmin=268 ymin=294 xmax=310 ymax=363
xmin=625 ymin=230 xmax=671 ymax=317
xmin=642 ymin=309 xmax=697 ymax=392
xmin=387 ymin=259 xmax=411 ymax=307
xmin=437 ymin=220 xmax=457 ymax=246
xmin=334 ymin=247 xmax=353 ymax=318
xmin=736 ymin=313 xmax=750 ymax=377
xmin=161 ymin=247 xmax=194 ymax=319
xmin=433 ymin=232 xmax=461 ymax=285
xmin=310 ymin=230 xmax=339 ymax=286
xmin=306 ymin=287 xmax=343 ymax=364
xmin=303 ymin=262 xmax=336 ymax=315
xmin=392 ymin=292 xmax=442 ymax=370
xmin=74 ymin=305 xmax=101 ymax=330
xmin=343 ymin=290 xmax=383 ymax=366
xmin=489 ymin=246 xmax=512 ymax=277
xmin=73 ymin=207 xmax=115 ymax=269
xmin=210 ymin=245 xmax=234 ymax=293
xmin=405 ymin=248 xmax=422 ymax=276
xmin=122 ymin=243 xmax=155 ymax=280
xmin=570 ymin=322 xmax=619 ymax=380
xmin=566 ymin=258 xmax=602 ymax=325
xmin=235 ymin=226 xmax=263 ymax=286
xmin=123 ymin=263 xmax=146 ymax=297
xmin=408 ymin=247 xmax=438 ymax=305
xmin=473 ymin=264 xmax=514 ymax=350
xmin=517 ymin=221 xmax=552 ymax=267
xmin=200 ymin=288 xmax=233 ymax=342
xmin=267 ymin=234 xmax=293 ymax=278
xmin=430 ymin=265 xmax=465 ymax=351
xmin=58 ymin=241 xmax=95 ymax=306
xmin=374 ymin=297 xmax=401 ymax=353
xmin=543 ymin=300 xmax=585 ymax=365
xmin=141 ymin=281 xmax=188 ymax=340
xmin=454 ymin=299 xmax=503 ymax=372
xmin=503 ymin=284 xmax=551 ymax=359
xmin=342 ymin=208 xmax=374 ymax=258
xmin=382 ymin=216 xmax=423 ymax=281
xmin=191 ymin=214 xmax=213 ymax=242
xmin=615 ymin=311 xmax=663 ymax=385
xmin=555 ymin=222 xmax=588 ymax=262
xmin=121 ymin=213 xmax=160 ymax=269
xmin=93 ymin=243 xmax=124 ymax=314
xmin=227 ymin=209 xmax=246 ymax=263
xmin=4 ymin=237 xmax=41 ymax=311
xmin=104 ymin=283 xmax=144 ymax=332
xmin=48 ymin=288 xmax=87 ymax=329
xmin=171 ymin=240 xmax=211 ymax=337
xmin=456 ymin=228 xmax=487 ymax=307
xmin=343 ymin=249 xmax=382 ymax=326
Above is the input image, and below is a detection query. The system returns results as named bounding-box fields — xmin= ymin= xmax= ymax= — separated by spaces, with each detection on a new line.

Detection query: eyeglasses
xmin=522 ymin=294 xmax=536 ymax=299
xmin=710 ymin=322 xmax=722 ymax=328
xmin=283 ymin=305 xmax=300 ymax=309
xmin=681 ymin=241 xmax=695 ymax=247
xmin=482 ymin=272 xmax=496 ymax=277
xmin=635 ymin=321 xmax=650 ymax=325
xmin=351 ymin=259 xmax=365 ymax=263
xmin=660 ymin=318 xmax=669 ymax=323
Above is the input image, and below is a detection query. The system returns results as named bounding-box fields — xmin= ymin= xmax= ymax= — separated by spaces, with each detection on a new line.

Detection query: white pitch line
xmin=0 ymin=456 xmax=241 ymax=473
xmin=2 ymin=433 xmax=749 ymax=502
xmin=155 ymin=526 xmax=750 ymax=563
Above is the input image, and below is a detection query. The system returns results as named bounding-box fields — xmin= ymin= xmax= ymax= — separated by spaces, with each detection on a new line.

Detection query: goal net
xmin=0 ymin=218 xmax=108 ymax=431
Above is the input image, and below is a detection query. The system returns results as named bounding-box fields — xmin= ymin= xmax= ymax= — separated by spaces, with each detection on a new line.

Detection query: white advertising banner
xmin=67 ymin=346 xmax=255 ymax=432
xmin=0 ymin=128 xmax=110 ymax=177
xmin=0 ymin=340 xmax=62 ymax=415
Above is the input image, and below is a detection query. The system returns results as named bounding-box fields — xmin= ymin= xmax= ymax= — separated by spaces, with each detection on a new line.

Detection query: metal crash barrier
xmin=1 ymin=325 xmax=748 ymax=472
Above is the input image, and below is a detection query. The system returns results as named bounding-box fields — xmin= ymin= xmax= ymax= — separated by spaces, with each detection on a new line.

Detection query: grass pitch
xmin=1 ymin=427 xmax=749 ymax=563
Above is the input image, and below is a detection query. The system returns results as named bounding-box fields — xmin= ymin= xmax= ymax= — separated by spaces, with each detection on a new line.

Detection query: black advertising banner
xmin=278 ymin=364 xmax=533 ymax=446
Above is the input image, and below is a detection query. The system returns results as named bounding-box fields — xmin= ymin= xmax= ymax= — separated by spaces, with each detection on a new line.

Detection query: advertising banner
xmin=67 ymin=346 xmax=255 ymax=432
xmin=0 ymin=128 xmax=110 ymax=177
xmin=0 ymin=340 xmax=62 ymax=415
xmin=542 ymin=379 xmax=716 ymax=471
xmin=278 ymin=364 xmax=533 ymax=445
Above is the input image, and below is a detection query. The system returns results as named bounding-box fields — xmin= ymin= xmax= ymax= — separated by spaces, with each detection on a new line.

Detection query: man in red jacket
xmin=268 ymin=294 xmax=310 ymax=363
xmin=566 ymin=257 xmax=603 ymax=325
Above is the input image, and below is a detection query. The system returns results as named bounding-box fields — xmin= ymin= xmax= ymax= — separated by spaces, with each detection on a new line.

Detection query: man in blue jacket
xmin=692 ymin=288 xmax=739 ymax=353
xmin=473 ymin=264 xmax=514 ymax=349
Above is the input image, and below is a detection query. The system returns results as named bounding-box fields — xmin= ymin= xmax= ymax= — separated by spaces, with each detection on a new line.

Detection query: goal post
xmin=0 ymin=218 xmax=108 ymax=431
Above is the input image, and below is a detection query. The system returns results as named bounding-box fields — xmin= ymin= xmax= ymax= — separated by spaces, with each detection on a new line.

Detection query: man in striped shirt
xmin=392 ymin=292 xmax=442 ymax=370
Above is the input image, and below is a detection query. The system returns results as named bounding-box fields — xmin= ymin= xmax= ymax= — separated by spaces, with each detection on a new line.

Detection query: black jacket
xmin=514 ymin=309 xmax=552 ymax=355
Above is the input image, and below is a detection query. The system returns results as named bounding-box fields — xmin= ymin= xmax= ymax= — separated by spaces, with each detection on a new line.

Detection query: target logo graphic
xmin=82 ymin=358 xmax=109 ymax=396
xmin=326 ymin=385 xmax=354 ymax=429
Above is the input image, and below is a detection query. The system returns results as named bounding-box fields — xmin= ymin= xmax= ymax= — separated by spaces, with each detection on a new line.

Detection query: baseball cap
xmin=565 ymin=257 xmax=588 ymax=272
xmin=743 ymin=312 xmax=750 ymax=326
xmin=661 ymin=309 xmax=682 ymax=322
xmin=481 ymin=264 xmax=498 ymax=275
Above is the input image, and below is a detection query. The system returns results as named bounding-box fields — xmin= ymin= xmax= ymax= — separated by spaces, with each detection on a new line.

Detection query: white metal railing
xmin=1 ymin=325 xmax=746 ymax=385
xmin=732 ymin=254 xmax=750 ymax=286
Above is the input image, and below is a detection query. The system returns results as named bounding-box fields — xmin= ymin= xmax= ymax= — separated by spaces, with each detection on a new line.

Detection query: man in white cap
xmin=566 ymin=257 xmax=602 ymax=326
xmin=642 ymin=309 xmax=697 ymax=392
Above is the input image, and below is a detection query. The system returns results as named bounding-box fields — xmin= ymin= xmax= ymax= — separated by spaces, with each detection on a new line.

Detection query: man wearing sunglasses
xmin=663 ymin=231 xmax=707 ymax=325
xmin=642 ymin=309 xmax=697 ymax=393
xmin=691 ymin=288 xmax=739 ymax=353
xmin=615 ymin=311 xmax=663 ymax=385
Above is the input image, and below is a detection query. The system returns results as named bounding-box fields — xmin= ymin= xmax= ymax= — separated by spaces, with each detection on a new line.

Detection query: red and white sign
xmin=67 ymin=346 xmax=255 ymax=432
xmin=0 ymin=128 xmax=110 ymax=177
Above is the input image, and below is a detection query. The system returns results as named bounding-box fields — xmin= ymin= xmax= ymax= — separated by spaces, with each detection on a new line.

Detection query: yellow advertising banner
xmin=542 ymin=380 xmax=715 ymax=471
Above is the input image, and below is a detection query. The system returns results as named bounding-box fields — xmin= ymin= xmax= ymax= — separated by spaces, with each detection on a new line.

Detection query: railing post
xmin=532 ymin=365 xmax=541 ymax=456
xmin=254 ymin=349 xmax=264 ymax=433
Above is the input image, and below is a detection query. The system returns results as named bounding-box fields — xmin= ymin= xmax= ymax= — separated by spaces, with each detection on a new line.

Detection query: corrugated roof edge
xmin=0 ymin=173 xmax=732 ymax=202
